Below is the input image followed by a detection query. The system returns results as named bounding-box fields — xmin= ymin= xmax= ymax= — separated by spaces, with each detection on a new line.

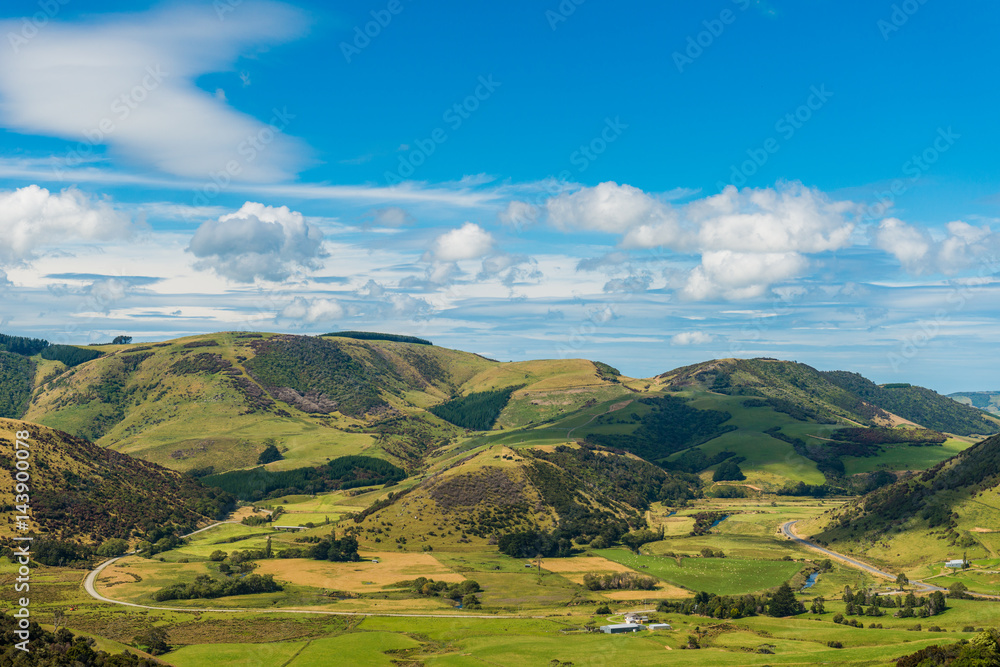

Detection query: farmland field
xmin=594 ymin=548 xmax=805 ymax=596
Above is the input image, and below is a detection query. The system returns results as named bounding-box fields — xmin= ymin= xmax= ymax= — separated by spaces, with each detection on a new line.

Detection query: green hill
xmin=0 ymin=418 xmax=233 ymax=544
xmin=18 ymin=333 xmax=627 ymax=475
xmin=804 ymin=432 xmax=1000 ymax=573
xmin=822 ymin=371 xmax=999 ymax=435
xmin=950 ymin=391 xmax=1000 ymax=416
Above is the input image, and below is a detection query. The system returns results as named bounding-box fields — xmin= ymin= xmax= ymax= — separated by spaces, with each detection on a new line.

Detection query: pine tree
xmin=768 ymin=582 xmax=804 ymax=617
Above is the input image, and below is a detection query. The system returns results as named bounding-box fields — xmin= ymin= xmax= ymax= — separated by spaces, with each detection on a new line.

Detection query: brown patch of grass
xmin=539 ymin=557 xmax=634 ymax=574
xmin=255 ymin=552 xmax=465 ymax=592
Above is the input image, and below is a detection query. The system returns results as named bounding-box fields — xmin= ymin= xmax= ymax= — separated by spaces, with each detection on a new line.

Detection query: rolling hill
xmin=16 ymin=332 xmax=627 ymax=475
xmin=801 ymin=431 xmax=1000 ymax=572
xmin=348 ymin=441 xmax=699 ymax=554
xmin=7 ymin=331 xmax=997 ymax=495
xmin=0 ymin=418 xmax=233 ymax=544
xmin=950 ymin=391 xmax=1000 ymax=416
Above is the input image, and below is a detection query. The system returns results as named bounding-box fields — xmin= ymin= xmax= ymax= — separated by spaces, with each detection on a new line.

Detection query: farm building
xmin=623 ymin=614 xmax=648 ymax=624
xmin=945 ymin=559 xmax=966 ymax=568
xmin=647 ymin=623 xmax=672 ymax=631
xmin=600 ymin=623 xmax=645 ymax=634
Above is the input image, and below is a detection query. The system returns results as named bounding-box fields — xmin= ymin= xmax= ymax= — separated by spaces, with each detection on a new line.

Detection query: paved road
xmin=82 ymin=522 xmax=526 ymax=619
xmin=781 ymin=520 xmax=947 ymax=593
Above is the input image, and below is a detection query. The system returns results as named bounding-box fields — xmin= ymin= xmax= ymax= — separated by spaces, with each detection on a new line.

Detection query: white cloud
xmin=671 ymin=331 xmax=714 ymax=345
xmin=547 ymin=181 xmax=679 ymax=237
xmin=497 ymin=200 xmax=540 ymax=228
xmin=187 ymin=202 xmax=325 ymax=282
xmin=0 ymin=185 xmax=134 ymax=265
xmin=876 ymin=218 xmax=997 ymax=275
xmin=0 ymin=2 xmax=308 ymax=181
xmin=687 ymin=183 xmax=856 ymax=253
xmin=875 ymin=218 xmax=932 ymax=273
xmin=680 ymin=251 xmax=809 ymax=301
xmin=280 ymin=297 xmax=343 ymax=323
xmin=549 ymin=181 xmax=857 ymax=300
xmin=426 ymin=222 xmax=494 ymax=262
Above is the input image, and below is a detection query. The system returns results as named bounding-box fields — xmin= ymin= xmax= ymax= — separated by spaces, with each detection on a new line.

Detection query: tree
xmin=96 ymin=538 xmax=129 ymax=557
xmin=462 ymin=594 xmax=481 ymax=609
xmin=767 ymin=582 xmax=805 ymax=617
xmin=112 ymin=335 xmax=133 ymax=345
xmin=810 ymin=597 xmax=825 ymax=614
xmin=209 ymin=550 xmax=227 ymax=562
xmin=896 ymin=572 xmax=909 ymax=591
xmin=257 ymin=441 xmax=283 ymax=465
xmin=713 ymin=459 xmax=746 ymax=482
xmin=133 ymin=626 xmax=169 ymax=655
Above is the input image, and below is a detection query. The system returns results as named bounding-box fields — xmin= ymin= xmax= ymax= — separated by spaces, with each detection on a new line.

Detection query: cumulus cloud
xmin=425 ymin=222 xmax=494 ymax=262
xmin=671 ymin=331 xmax=714 ymax=346
xmin=0 ymin=2 xmax=308 ymax=181
xmin=550 ymin=181 xmax=857 ymax=300
xmin=875 ymin=218 xmax=932 ymax=273
xmin=547 ymin=181 xmax=679 ymax=237
xmin=280 ymin=297 xmax=343 ymax=323
xmin=369 ymin=207 xmax=414 ymax=227
xmin=876 ymin=218 xmax=998 ymax=275
xmin=187 ymin=202 xmax=325 ymax=282
xmin=0 ymin=185 xmax=134 ymax=265
xmin=680 ymin=251 xmax=809 ymax=301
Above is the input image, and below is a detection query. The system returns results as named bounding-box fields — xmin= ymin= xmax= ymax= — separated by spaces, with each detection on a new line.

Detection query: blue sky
xmin=0 ymin=0 xmax=998 ymax=392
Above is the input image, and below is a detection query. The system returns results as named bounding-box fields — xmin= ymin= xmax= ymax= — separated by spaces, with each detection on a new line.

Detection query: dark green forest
xmin=40 ymin=344 xmax=103 ymax=367
xmin=0 ymin=333 xmax=49 ymax=356
xmin=429 ymin=385 xmax=523 ymax=430
xmin=322 ymin=331 xmax=432 ymax=345
xmin=585 ymin=394 xmax=735 ymax=460
xmin=0 ymin=351 xmax=33 ymax=418
xmin=202 ymin=455 xmax=406 ymax=500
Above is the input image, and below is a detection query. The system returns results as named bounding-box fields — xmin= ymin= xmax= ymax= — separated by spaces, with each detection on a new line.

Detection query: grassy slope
xmin=0 ymin=418 xmax=230 ymax=542
xmin=801 ymin=433 xmax=1000 ymax=580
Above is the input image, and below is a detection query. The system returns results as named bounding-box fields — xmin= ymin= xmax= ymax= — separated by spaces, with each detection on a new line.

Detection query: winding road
xmin=81 ymin=522 xmax=525 ymax=619
xmin=781 ymin=520 xmax=948 ymax=593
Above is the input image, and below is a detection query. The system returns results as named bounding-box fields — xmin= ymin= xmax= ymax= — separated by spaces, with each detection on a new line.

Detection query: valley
xmin=3 ymin=331 xmax=1000 ymax=664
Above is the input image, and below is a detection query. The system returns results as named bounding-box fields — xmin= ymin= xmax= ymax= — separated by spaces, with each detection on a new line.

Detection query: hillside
xmin=950 ymin=391 xmax=1000 ymax=416
xmin=18 ymin=332 xmax=626 ymax=475
xmin=803 ymin=432 xmax=1000 ymax=571
xmin=821 ymin=372 xmax=1000 ymax=436
xmin=0 ymin=418 xmax=233 ymax=543
xmin=349 ymin=442 xmax=699 ymax=553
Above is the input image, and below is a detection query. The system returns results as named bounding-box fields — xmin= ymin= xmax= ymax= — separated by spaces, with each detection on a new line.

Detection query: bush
xmin=96 ymin=538 xmax=129 ymax=557
xmin=209 ymin=550 xmax=227 ymax=562
xmin=595 ymin=604 xmax=611 ymax=615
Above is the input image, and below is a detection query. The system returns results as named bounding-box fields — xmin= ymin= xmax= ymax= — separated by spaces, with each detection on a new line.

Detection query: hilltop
xmin=0 ymin=418 xmax=232 ymax=544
